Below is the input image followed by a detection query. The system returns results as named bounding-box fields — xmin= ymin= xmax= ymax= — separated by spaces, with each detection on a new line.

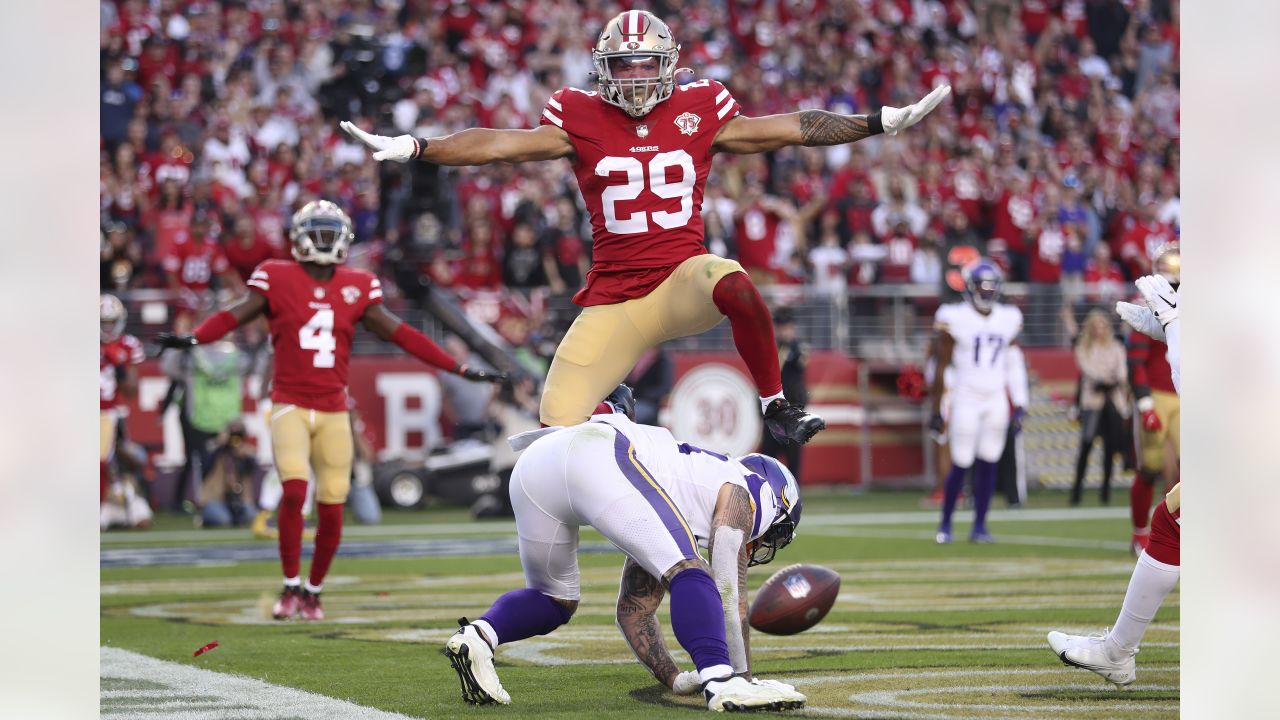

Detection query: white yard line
xmin=100 ymin=647 xmax=421 ymax=720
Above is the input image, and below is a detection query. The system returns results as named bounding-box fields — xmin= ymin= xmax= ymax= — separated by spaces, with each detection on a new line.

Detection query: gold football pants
xmin=269 ymin=405 xmax=353 ymax=504
xmin=540 ymin=254 xmax=745 ymax=426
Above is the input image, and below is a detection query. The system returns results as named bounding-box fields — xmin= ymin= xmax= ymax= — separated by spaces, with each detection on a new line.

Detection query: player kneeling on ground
xmin=444 ymin=386 xmax=806 ymax=712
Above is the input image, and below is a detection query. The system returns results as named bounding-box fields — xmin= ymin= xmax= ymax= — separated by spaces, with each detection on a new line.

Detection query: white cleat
xmin=703 ymin=675 xmax=805 ymax=712
xmin=1047 ymin=631 xmax=1137 ymax=687
xmin=443 ymin=620 xmax=511 ymax=705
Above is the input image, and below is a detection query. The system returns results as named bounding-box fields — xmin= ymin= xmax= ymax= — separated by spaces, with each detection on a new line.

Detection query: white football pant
xmin=947 ymin=388 xmax=1010 ymax=468
xmin=509 ymin=423 xmax=702 ymax=601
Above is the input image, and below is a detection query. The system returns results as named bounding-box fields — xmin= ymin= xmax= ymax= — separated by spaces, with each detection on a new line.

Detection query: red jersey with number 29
xmin=539 ymin=79 xmax=741 ymax=306
xmin=247 ymin=259 xmax=383 ymax=412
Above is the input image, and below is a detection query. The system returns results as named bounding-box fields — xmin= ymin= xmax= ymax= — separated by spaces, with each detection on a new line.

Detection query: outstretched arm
xmin=707 ymin=483 xmax=755 ymax=678
xmin=362 ymin=304 xmax=508 ymax=383
xmin=615 ymin=557 xmax=681 ymax=689
xmin=340 ymin=122 xmax=575 ymax=166
xmin=713 ymin=85 xmax=950 ymax=154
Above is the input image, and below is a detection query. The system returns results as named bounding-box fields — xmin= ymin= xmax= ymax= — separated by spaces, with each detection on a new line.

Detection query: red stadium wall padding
xmin=118 ymin=349 xmax=1076 ymax=486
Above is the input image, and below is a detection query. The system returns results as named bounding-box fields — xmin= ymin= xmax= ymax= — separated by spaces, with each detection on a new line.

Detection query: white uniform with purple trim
xmin=935 ymin=301 xmax=1023 ymax=467
xmin=508 ymin=414 xmax=778 ymax=600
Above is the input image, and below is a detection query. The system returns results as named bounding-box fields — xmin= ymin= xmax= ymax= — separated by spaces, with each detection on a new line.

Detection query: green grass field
xmin=100 ymin=490 xmax=1178 ymax=719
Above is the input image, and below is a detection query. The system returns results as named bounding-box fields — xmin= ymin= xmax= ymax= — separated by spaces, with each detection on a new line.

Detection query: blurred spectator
xmin=733 ymin=187 xmax=796 ymax=285
xmin=101 ymin=60 xmax=142 ymax=151
xmin=101 ymin=222 xmax=144 ymax=292
xmin=808 ymin=224 xmax=849 ymax=296
xmin=502 ymin=221 xmax=549 ymax=290
xmin=1069 ymin=310 xmax=1130 ymax=506
xmin=163 ymin=211 xmax=239 ymax=332
xmin=1084 ymin=242 xmax=1127 ymax=307
xmin=199 ymin=420 xmax=258 ymax=528
xmin=161 ymin=337 xmax=250 ymax=513
xmin=223 ymin=212 xmax=281 ymax=282
xmin=1115 ymin=201 xmax=1175 ymax=280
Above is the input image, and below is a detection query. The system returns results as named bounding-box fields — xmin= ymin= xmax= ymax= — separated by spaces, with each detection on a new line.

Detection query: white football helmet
xmin=290 ymin=200 xmax=354 ymax=265
xmin=101 ymin=293 xmax=126 ymax=343
xmin=592 ymin=10 xmax=681 ymax=118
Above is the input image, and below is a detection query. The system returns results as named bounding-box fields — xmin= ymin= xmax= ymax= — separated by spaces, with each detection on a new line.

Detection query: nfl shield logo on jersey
xmin=341 ymin=285 xmax=362 ymax=304
xmin=635 ymin=124 xmax=649 ymax=138
xmin=674 ymin=112 xmax=701 ymax=136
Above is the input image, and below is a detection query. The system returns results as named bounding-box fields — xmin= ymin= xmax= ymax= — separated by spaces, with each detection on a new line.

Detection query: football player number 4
xmin=299 ymin=309 xmax=337 ymax=368
xmin=597 ymin=150 xmax=695 ymax=234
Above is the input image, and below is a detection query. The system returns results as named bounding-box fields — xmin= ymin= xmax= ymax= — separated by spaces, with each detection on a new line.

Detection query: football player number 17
xmin=299 ymin=309 xmax=337 ymax=368
xmin=596 ymin=150 xmax=695 ymax=234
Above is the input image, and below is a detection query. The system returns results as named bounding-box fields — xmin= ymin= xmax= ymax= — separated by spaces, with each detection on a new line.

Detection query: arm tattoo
xmin=617 ymin=559 xmax=679 ymax=685
xmin=799 ymin=110 xmax=874 ymax=147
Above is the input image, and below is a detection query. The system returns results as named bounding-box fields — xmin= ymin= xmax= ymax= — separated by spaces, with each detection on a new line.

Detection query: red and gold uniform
xmin=1127 ymin=329 xmax=1179 ymax=474
xmin=247 ymin=259 xmax=383 ymax=503
xmin=100 ymin=334 xmax=144 ymax=461
xmin=537 ymin=79 xmax=748 ymax=425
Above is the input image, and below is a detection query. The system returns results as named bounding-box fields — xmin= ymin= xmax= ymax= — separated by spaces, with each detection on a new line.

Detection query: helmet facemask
xmin=290 ymin=200 xmax=354 ymax=265
xmin=737 ymin=453 xmax=803 ymax=567
xmin=593 ymin=10 xmax=680 ymax=118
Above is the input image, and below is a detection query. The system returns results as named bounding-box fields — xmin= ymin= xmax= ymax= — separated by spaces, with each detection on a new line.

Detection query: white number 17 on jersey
xmin=299 ymin=309 xmax=336 ymax=368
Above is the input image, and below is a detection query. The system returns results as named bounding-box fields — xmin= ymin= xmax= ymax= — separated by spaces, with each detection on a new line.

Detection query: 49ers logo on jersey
xmin=341 ymin=285 xmax=362 ymax=304
xmin=674 ymin=112 xmax=701 ymax=136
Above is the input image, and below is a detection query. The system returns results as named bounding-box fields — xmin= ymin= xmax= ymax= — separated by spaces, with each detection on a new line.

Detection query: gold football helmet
xmin=290 ymin=200 xmax=354 ymax=265
xmin=592 ymin=10 xmax=681 ymax=118
xmin=101 ymin=293 xmax=126 ymax=343
xmin=1152 ymin=243 xmax=1180 ymax=287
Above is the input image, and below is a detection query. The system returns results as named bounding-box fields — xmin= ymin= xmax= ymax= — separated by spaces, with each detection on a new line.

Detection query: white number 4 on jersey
xmin=299 ymin=309 xmax=337 ymax=368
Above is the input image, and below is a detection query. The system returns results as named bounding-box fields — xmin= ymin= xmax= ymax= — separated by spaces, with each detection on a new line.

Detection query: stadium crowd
xmin=102 ymin=0 xmax=1179 ymax=352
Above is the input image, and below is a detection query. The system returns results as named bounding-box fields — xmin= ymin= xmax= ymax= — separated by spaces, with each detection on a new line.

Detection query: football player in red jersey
xmin=341 ymin=9 xmax=950 ymax=446
xmin=100 ymin=294 xmax=145 ymax=505
xmin=1125 ymin=246 xmax=1180 ymax=555
xmin=158 ymin=200 xmax=506 ymax=621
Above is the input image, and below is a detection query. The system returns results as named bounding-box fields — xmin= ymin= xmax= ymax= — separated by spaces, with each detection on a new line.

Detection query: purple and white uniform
xmin=509 ymin=414 xmax=779 ymax=600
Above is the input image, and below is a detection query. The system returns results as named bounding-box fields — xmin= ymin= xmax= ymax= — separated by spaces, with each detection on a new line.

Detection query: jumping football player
xmin=928 ymin=260 xmax=1029 ymax=544
xmin=1049 ymin=271 xmax=1181 ymax=686
xmin=442 ymin=387 xmax=806 ymax=711
xmin=1126 ymin=246 xmax=1180 ymax=555
xmin=341 ymin=9 xmax=950 ymax=446
xmin=100 ymin=294 xmax=144 ymax=505
xmin=158 ymin=200 xmax=506 ymax=621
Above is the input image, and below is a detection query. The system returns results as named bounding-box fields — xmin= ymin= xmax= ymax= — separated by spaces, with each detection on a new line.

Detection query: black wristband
xmin=867 ymin=111 xmax=884 ymax=135
xmin=414 ymin=137 xmax=430 ymax=160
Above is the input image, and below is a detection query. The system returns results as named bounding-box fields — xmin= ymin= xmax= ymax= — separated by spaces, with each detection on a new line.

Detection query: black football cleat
xmin=764 ymin=398 xmax=826 ymax=445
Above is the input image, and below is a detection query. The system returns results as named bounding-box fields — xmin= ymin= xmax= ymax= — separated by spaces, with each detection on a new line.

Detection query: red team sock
xmin=711 ymin=273 xmax=783 ymax=398
xmin=308 ymin=503 xmax=345 ymax=587
xmin=277 ymin=480 xmax=308 ymax=579
xmin=100 ymin=461 xmax=109 ymax=503
xmin=1129 ymin=471 xmax=1157 ymax=531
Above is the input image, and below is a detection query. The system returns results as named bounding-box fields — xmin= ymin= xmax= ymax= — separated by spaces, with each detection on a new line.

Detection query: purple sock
xmin=939 ymin=463 xmax=968 ymax=533
xmin=667 ymin=568 xmax=732 ymax=672
xmin=972 ymin=459 xmax=997 ymax=535
xmin=478 ymin=588 xmax=571 ymax=646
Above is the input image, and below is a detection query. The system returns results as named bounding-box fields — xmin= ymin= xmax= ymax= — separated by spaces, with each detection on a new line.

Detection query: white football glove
xmin=1115 ymin=301 xmax=1165 ymax=342
xmin=1135 ymin=274 xmax=1179 ymax=328
xmin=672 ymin=670 xmax=701 ymax=696
xmin=339 ymin=121 xmax=420 ymax=163
xmin=880 ymin=85 xmax=951 ymax=136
